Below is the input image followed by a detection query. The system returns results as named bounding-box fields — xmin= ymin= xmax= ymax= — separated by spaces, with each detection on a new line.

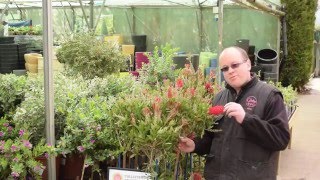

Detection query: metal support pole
xmin=218 ymin=0 xmax=224 ymax=56
xmin=247 ymin=0 xmax=285 ymax=16
xmin=78 ymin=0 xmax=90 ymax=29
xmin=42 ymin=0 xmax=56 ymax=179
xmin=0 ymin=0 xmax=10 ymax=22
xmin=217 ymin=0 xmax=224 ymax=84
xmin=90 ymin=0 xmax=94 ymax=30
xmin=276 ymin=18 xmax=281 ymax=82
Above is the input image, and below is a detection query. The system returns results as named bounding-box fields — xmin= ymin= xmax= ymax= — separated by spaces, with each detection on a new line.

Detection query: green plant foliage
xmin=0 ymin=117 xmax=54 ymax=179
xmin=268 ymin=81 xmax=298 ymax=106
xmin=13 ymin=73 xmax=138 ymax=149
xmin=55 ymin=96 xmax=120 ymax=171
xmin=0 ymin=74 xmax=27 ymax=119
xmin=9 ymin=25 xmax=42 ymax=35
xmin=138 ymin=43 xmax=179 ymax=86
xmin=109 ymin=66 xmax=220 ymax=177
xmin=280 ymin=0 xmax=317 ymax=90
xmin=13 ymin=73 xmax=90 ymax=145
xmin=56 ymin=32 xmax=127 ymax=79
xmin=87 ymin=74 xmax=139 ymax=98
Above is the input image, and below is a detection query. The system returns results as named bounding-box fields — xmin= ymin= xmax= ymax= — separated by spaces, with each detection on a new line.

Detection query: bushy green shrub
xmin=280 ymin=0 xmax=317 ymax=90
xmin=138 ymin=44 xmax=179 ymax=86
xmin=56 ymin=33 xmax=127 ymax=79
xmin=0 ymin=74 xmax=27 ymax=119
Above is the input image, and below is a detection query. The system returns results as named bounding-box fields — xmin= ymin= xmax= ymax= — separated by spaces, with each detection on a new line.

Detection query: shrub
xmin=280 ymin=0 xmax=317 ymax=90
xmin=56 ymin=33 xmax=127 ymax=79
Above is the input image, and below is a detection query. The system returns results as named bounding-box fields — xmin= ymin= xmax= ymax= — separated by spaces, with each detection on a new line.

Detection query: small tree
xmin=280 ymin=0 xmax=317 ymax=91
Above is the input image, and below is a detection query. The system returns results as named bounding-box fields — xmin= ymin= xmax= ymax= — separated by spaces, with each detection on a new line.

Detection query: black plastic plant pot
xmin=0 ymin=37 xmax=15 ymax=44
xmin=236 ymin=39 xmax=250 ymax=53
xmin=0 ymin=43 xmax=18 ymax=49
xmin=257 ymin=63 xmax=278 ymax=73
xmin=256 ymin=49 xmax=278 ymax=64
xmin=132 ymin=35 xmax=147 ymax=52
xmin=191 ymin=54 xmax=200 ymax=71
xmin=173 ymin=55 xmax=189 ymax=69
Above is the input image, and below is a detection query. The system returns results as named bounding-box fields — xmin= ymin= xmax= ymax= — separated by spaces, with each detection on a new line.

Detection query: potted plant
xmin=138 ymin=43 xmax=179 ymax=86
xmin=0 ymin=117 xmax=54 ymax=179
xmin=109 ymin=65 xmax=221 ymax=178
xmin=9 ymin=25 xmax=42 ymax=36
xmin=13 ymin=73 xmax=90 ymax=145
xmin=12 ymin=73 xmax=138 ymax=179
xmin=56 ymin=96 xmax=120 ymax=180
xmin=268 ymin=81 xmax=298 ymax=118
xmin=56 ymin=32 xmax=127 ymax=79
xmin=53 ymin=74 xmax=138 ymax=179
xmin=0 ymin=74 xmax=27 ymax=119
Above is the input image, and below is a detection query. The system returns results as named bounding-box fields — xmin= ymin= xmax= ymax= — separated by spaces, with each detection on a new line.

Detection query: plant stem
xmin=173 ymin=150 xmax=180 ymax=180
xmin=80 ymin=154 xmax=87 ymax=180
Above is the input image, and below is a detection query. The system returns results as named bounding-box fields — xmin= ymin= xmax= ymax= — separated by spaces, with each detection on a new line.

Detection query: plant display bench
xmin=287 ymin=105 xmax=298 ymax=149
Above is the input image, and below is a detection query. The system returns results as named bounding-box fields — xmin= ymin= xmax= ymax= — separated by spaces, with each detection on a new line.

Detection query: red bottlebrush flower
xmin=142 ymin=107 xmax=152 ymax=117
xmin=208 ymin=105 xmax=224 ymax=115
xmin=205 ymin=82 xmax=211 ymax=90
xmin=176 ymin=78 xmax=184 ymax=88
xmin=152 ymin=97 xmax=162 ymax=115
xmin=167 ymin=86 xmax=174 ymax=98
xmin=191 ymin=172 xmax=202 ymax=180
xmin=209 ymin=69 xmax=216 ymax=79
xmin=189 ymin=87 xmax=196 ymax=97
xmin=154 ymin=96 xmax=161 ymax=103
xmin=205 ymin=82 xmax=214 ymax=94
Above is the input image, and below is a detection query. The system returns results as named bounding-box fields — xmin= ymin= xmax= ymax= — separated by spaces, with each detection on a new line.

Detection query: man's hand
xmin=178 ymin=137 xmax=195 ymax=153
xmin=224 ymin=102 xmax=246 ymax=124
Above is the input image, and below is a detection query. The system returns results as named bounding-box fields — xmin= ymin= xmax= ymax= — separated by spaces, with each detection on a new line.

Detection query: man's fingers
xmin=179 ymin=137 xmax=188 ymax=143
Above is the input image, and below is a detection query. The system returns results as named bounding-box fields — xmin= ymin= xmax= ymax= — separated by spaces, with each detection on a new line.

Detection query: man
xmin=178 ymin=46 xmax=290 ymax=180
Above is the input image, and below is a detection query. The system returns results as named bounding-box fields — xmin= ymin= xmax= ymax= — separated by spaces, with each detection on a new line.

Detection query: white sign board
xmin=108 ymin=168 xmax=151 ymax=180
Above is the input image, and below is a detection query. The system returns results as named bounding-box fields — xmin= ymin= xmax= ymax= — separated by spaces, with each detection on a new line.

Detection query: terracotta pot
xmin=60 ymin=154 xmax=84 ymax=180
xmin=35 ymin=155 xmax=61 ymax=179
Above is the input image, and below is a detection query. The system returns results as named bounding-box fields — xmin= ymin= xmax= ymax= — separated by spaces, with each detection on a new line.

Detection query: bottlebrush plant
xmin=109 ymin=64 xmax=221 ymax=177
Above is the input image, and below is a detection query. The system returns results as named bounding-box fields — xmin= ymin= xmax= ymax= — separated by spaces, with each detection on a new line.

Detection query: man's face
xmin=219 ymin=49 xmax=251 ymax=91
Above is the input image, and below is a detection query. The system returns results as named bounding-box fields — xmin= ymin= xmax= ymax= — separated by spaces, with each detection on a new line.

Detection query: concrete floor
xmin=278 ymin=77 xmax=320 ymax=180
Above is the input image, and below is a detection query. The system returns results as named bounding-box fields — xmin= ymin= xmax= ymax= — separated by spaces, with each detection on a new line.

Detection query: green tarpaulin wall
xmin=21 ymin=4 xmax=279 ymax=54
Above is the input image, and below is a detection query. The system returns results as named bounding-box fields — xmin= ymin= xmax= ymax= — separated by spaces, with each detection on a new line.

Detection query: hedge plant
xmin=280 ymin=0 xmax=317 ymax=91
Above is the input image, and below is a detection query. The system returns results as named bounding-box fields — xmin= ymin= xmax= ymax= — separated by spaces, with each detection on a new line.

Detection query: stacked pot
xmin=24 ymin=53 xmax=42 ymax=73
xmin=256 ymin=49 xmax=278 ymax=82
xmin=0 ymin=37 xmax=27 ymax=74
xmin=39 ymin=48 xmax=64 ymax=74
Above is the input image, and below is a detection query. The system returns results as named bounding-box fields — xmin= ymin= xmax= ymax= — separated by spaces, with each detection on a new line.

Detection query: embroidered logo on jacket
xmin=246 ymin=96 xmax=257 ymax=110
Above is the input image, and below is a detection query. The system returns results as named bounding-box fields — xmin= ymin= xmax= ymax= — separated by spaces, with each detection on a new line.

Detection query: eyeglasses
xmin=220 ymin=60 xmax=247 ymax=72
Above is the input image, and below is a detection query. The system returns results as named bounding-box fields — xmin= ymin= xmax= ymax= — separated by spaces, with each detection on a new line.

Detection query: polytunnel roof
xmin=0 ymin=0 xmax=281 ymax=9
xmin=0 ymin=0 xmax=232 ymax=9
